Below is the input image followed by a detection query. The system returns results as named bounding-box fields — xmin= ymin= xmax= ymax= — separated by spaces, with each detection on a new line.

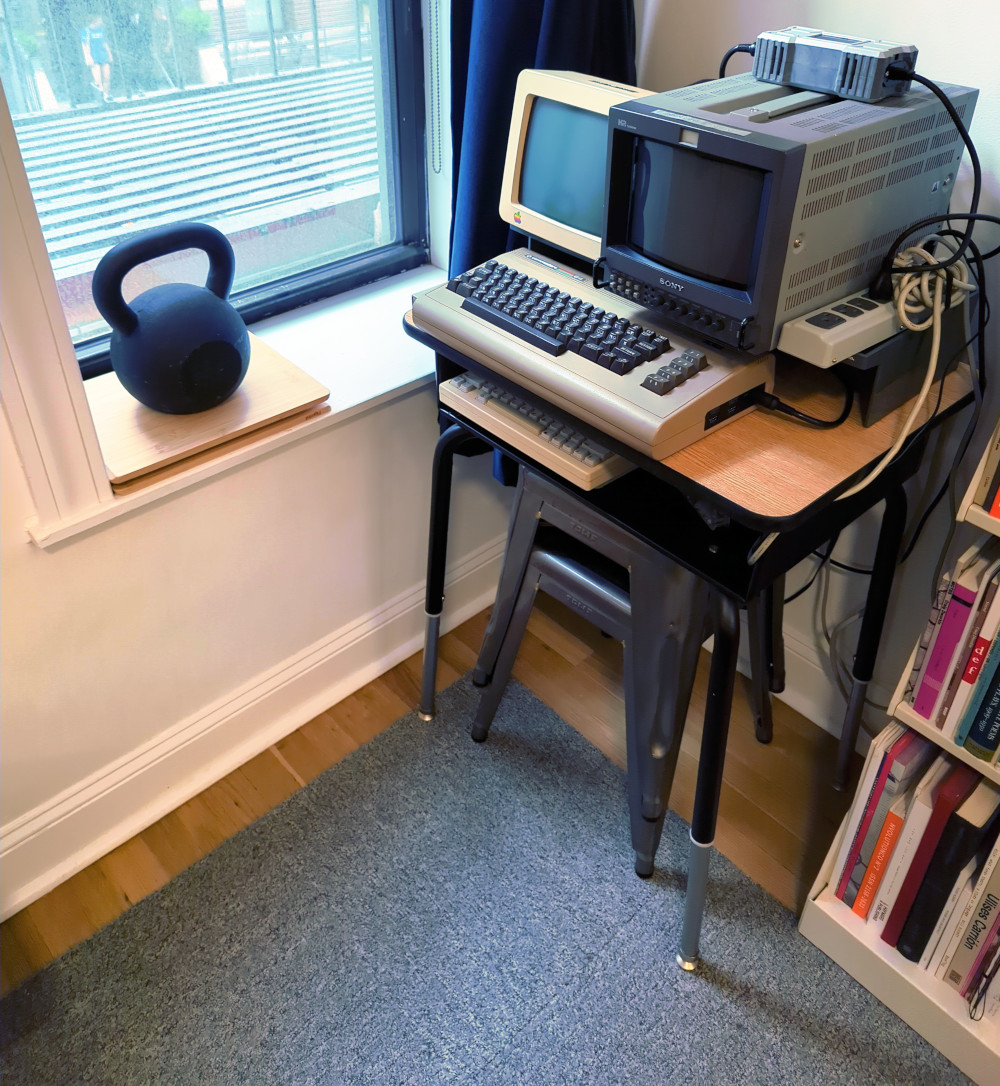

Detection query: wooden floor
xmin=0 ymin=597 xmax=858 ymax=996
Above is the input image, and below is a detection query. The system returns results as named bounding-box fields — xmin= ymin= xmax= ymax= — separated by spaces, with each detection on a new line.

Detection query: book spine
xmin=905 ymin=577 xmax=952 ymax=703
xmin=943 ymin=631 xmax=995 ymax=740
xmin=962 ymin=911 xmax=1000 ymax=999
xmin=936 ymin=580 xmax=998 ymax=729
xmin=943 ymin=877 xmax=1000 ymax=990
xmin=936 ymin=844 xmax=1000 ymax=979
xmin=964 ymin=675 xmax=1000 ymax=760
xmin=913 ymin=584 xmax=978 ymax=718
xmin=974 ymin=427 xmax=1000 ymax=506
xmin=955 ymin=642 xmax=1000 ymax=746
xmin=920 ymin=861 xmax=976 ymax=970
xmin=852 ymin=809 xmax=904 ymax=918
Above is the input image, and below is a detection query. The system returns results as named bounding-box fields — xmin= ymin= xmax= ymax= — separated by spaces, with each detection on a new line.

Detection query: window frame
xmin=5 ymin=0 xmax=429 ymax=380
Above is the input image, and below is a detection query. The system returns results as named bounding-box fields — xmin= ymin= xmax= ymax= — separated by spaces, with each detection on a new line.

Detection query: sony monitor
xmin=499 ymin=69 xmax=648 ymax=264
xmin=600 ymin=71 xmax=977 ymax=354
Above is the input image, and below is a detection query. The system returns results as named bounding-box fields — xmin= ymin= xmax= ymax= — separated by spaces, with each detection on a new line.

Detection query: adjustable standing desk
xmin=405 ymin=308 xmax=971 ymax=968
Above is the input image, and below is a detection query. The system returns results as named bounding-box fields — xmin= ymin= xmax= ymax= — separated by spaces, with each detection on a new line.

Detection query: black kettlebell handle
xmin=92 ymin=222 xmax=236 ymax=336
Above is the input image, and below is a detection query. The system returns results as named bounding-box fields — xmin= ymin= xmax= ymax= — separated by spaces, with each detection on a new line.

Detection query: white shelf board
xmin=800 ymin=882 xmax=1000 ymax=1085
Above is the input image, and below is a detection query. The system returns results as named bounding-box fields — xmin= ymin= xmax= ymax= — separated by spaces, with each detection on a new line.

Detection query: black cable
xmin=719 ymin=44 xmax=754 ymax=79
xmin=754 ymin=381 xmax=853 ymax=430
xmin=784 ymin=536 xmax=838 ymax=605
xmin=870 ymin=68 xmax=984 ymax=300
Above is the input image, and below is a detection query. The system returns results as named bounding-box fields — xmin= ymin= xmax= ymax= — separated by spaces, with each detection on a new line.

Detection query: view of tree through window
xmin=1 ymin=0 xmax=426 ymax=368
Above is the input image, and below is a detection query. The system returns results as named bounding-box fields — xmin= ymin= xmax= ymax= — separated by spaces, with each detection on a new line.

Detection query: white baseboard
xmin=3 ymin=537 xmax=876 ymax=921
xmin=0 ymin=536 xmax=506 ymax=920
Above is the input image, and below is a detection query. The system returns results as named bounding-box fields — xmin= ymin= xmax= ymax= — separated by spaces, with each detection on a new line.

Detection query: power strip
xmin=777 ymin=293 xmax=904 ymax=367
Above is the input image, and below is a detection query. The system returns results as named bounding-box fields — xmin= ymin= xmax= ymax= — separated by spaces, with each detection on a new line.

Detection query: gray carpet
xmin=1 ymin=677 xmax=970 ymax=1085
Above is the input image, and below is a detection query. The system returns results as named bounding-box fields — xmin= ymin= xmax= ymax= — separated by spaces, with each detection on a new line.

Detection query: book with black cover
xmin=896 ymin=778 xmax=1000 ymax=961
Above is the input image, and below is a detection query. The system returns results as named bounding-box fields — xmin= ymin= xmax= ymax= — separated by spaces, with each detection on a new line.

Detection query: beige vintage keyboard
xmin=412 ymin=247 xmax=775 ymax=462
xmin=439 ymin=373 xmax=634 ymax=490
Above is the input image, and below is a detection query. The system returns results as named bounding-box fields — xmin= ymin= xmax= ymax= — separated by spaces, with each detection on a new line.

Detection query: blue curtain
xmin=449 ymin=0 xmax=637 ymax=277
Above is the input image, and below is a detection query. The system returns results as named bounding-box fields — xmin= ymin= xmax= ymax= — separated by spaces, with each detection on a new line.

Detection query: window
xmin=0 ymin=0 xmax=427 ymax=377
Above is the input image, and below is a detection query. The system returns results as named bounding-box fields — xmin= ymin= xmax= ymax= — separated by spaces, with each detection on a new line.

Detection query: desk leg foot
xmin=419 ymin=612 xmax=441 ymax=720
xmin=677 ymin=835 xmax=713 ymax=971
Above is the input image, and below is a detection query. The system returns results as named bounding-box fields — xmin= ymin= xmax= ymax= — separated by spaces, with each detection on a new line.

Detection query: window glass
xmin=0 ymin=0 xmax=426 ymax=370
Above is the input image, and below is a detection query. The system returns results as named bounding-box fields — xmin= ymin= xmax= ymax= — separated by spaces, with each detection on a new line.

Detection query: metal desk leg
xmin=677 ymin=594 xmax=739 ymax=971
xmin=833 ymin=484 xmax=907 ymax=789
xmin=420 ymin=424 xmax=479 ymax=720
xmin=745 ymin=576 xmax=785 ymax=745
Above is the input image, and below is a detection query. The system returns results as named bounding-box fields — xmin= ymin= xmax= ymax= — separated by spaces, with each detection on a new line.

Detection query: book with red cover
xmin=881 ymin=761 xmax=982 ymax=948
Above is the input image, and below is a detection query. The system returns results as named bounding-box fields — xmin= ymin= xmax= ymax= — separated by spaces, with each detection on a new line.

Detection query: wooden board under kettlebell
xmin=84 ymin=333 xmax=330 ymax=487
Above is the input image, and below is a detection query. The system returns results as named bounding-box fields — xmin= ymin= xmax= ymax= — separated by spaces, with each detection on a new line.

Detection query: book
xmin=943 ymin=862 xmax=1000 ymax=992
xmin=869 ymin=754 xmax=953 ymax=935
xmin=964 ymin=659 xmax=1000 ymax=760
xmin=904 ymin=574 xmax=953 ymax=703
xmin=973 ymin=423 xmax=1000 ymax=507
xmin=935 ymin=839 xmax=1000 ymax=982
xmin=853 ymin=789 xmax=912 ymax=919
xmin=881 ymin=760 xmax=981 ymax=948
xmin=936 ymin=574 xmax=999 ymax=729
xmin=839 ymin=731 xmax=935 ymax=908
xmin=941 ymin=578 xmax=1000 ymax=740
xmin=912 ymin=544 xmax=1000 ymax=721
xmin=895 ymin=777 xmax=1000 ymax=961
xmin=831 ymin=721 xmax=905 ymax=900
xmin=919 ymin=856 xmax=978 ymax=970
xmin=955 ymin=638 xmax=1000 ymax=747
xmin=962 ymin=909 xmax=1000 ymax=999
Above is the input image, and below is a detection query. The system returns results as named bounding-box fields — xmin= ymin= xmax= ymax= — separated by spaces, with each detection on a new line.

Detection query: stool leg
xmin=473 ymin=473 xmax=544 ymax=687
xmin=471 ymin=570 xmax=542 ymax=741
xmin=625 ymin=557 xmax=712 ymax=878
xmin=678 ymin=594 xmax=739 ymax=970
xmin=420 ymin=424 xmax=478 ymax=720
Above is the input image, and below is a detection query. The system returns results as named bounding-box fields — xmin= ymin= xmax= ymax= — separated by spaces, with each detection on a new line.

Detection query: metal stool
xmin=471 ymin=467 xmax=786 ymax=876
xmin=471 ymin=468 xmax=714 ymax=877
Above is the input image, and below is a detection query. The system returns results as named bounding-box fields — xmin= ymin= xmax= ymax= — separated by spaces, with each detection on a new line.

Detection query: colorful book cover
xmin=831 ymin=722 xmax=905 ymax=901
xmin=936 ymin=840 xmax=1000 ymax=982
xmin=853 ymin=791 xmax=910 ymax=919
xmin=895 ymin=778 xmax=1000 ymax=961
xmin=839 ymin=731 xmax=935 ymax=908
xmin=942 ymin=581 xmax=1000 ymax=741
xmin=964 ymin=664 xmax=1000 ymax=761
xmin=881 ymin=761 xmax=981 ymax=948
xmin=869 ymin=755 xmax=953 ymax=935
xmin=955 ymin=640 xmax=1000 ymax=747
xmin=936 ymin=575 xmax=999 ymax=729
xmin=905 ymin=574 xmax=953 ymax=703
xmin=913 ymin=547 xmax=1000 ymax=720
xmin=943 ymin=864 xmax=1000 ymax=992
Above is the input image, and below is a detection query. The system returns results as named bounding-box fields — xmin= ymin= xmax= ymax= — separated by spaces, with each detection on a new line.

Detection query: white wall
xmin=636 ymin=1 xmax=1000 ymax=731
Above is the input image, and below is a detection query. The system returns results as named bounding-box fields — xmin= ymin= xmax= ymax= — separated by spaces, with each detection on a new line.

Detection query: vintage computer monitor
xmin=498 ymin=69 xmax=649 ymax=264
xmin=600 ymin=71 xmax=978 ymax=355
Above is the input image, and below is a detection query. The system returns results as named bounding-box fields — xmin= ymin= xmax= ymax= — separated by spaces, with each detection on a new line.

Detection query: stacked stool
xmin=470 ymin=466 xmax=784 ymax=878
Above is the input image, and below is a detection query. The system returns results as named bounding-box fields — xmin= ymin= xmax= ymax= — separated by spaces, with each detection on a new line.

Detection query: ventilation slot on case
xmin=887 ymin=162 xmax=925 ymax=187
xmin=856 ymin=127 xmax=898 ymax=153
xmin=845 ymin=176 xmax=886 ymax=202
xmin=924 ymin=150 xmax=956 ymax=172
xmin=892 ymin=139 xmax=931 ymax=164
xmin=802 ymin=191 xmax=845 ymax=219
xmin=787 ymin=260 xmax=830 ymax=289
xmin=811 ymin=142 xmax=856 ymax=169
xmin=898 ymin=114 xmax=936 ymax=139
xmin=805 ymin=167 xmax=849 ymax=196
xmin=830 ymin=241 xmax=870 ymax=270
xmin=785 ymin=281 xmax=828 ymax=311
xmin=851 ymin=151 xmax=891 ymax=179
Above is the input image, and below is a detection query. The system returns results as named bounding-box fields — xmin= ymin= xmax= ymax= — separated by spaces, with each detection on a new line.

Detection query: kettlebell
xmin=92 ymin=222 xmax=251 ymax=414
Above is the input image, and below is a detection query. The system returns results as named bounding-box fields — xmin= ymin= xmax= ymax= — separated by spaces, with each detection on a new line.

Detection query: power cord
xmin=719 ymin=43 xmax=755 ymax=78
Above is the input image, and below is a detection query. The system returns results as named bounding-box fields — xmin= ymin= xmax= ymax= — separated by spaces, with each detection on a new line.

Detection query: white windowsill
xmin=27 ymin=263 xmax=448 ymax=548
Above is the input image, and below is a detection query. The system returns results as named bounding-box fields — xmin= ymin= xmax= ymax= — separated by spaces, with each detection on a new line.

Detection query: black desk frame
xmin=411 ymin=322 xmax=953 ymax=969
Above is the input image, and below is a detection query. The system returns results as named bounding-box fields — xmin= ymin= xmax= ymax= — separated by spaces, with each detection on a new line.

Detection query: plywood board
xmin=85 ymin=333 xmax=330 ymax=485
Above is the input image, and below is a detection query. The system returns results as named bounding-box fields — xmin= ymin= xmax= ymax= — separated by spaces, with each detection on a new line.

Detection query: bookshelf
xmin=800 ymin=418 xmax=1000 ymax=1085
